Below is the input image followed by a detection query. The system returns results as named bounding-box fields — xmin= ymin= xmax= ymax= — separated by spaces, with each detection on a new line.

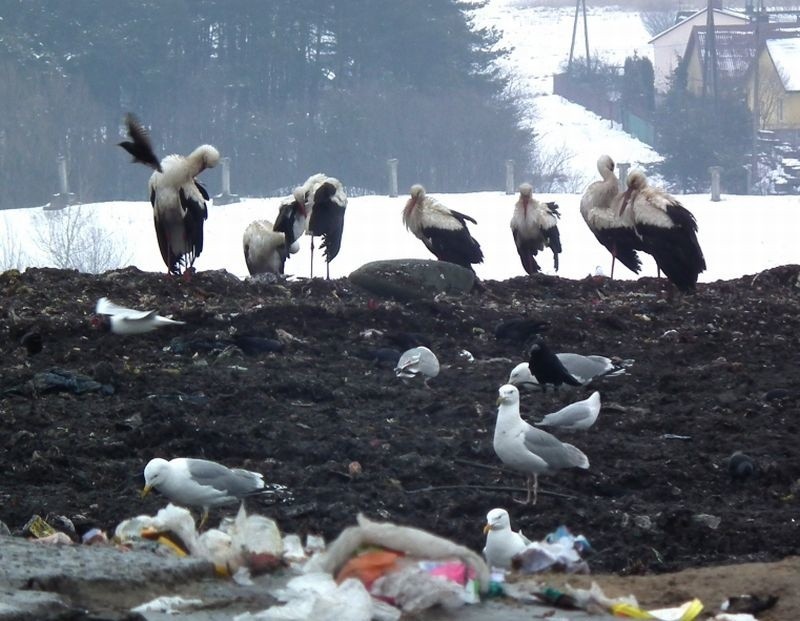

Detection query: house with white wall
xmin=649 ymin=6 xmax=749 ymax=92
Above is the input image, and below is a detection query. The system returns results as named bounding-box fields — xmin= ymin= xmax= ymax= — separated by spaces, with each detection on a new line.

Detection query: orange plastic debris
xmin=336 ymin=549 xmax=403 ymax=588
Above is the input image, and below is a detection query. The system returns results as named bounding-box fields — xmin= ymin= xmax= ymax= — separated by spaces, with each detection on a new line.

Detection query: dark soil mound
xmin=2 ymin=266 xmax=799 ymax=574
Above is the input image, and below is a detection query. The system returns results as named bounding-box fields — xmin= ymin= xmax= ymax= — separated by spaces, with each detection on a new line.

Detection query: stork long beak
xmin=619 ymin=188 xmax=634 ymax=215
xmin=483 ymin=523 xmax=492 ymax=534
xmin=140 ymin=484 xmax=153 ymax=499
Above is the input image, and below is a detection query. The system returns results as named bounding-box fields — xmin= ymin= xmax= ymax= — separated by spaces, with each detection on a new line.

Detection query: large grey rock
xmin=349 ymin=259 xmax=475 ymax=301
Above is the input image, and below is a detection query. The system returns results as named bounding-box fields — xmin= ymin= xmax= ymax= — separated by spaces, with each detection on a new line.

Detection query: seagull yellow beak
xmin=496 ymin=396 xmax=502 ymax=405
xmin=483 ymin=523 xmax=492 ymax=534
xmin=140 ymin=484 xmax=152 ymax=499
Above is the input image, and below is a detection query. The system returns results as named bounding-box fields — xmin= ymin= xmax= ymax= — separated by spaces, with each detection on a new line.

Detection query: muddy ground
xmin=1 ymin=265 xmax=798 ymax=585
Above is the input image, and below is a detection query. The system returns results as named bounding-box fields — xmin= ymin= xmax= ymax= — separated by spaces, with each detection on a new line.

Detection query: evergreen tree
xmin=654 ymin=65 xmax=751 ymax=193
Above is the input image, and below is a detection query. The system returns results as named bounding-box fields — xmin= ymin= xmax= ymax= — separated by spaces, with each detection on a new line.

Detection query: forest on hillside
xmin=0 ymin=1 xmax=532 ymax=209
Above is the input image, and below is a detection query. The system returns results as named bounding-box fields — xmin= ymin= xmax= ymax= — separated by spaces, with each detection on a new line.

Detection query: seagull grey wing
xmin=118 ymin=310 xmax=160 ymax=325
xmin=537 ymin=391 xmax=601 ymax=429
xmin=185 ymin=459 xmax=263 ymax=497
xmin=557 ymin=354 xmax=606 ymax=384
xmin=586 ymin=355 xmax=628 ymax=377
xmin=523 ymin=426 xmax=589 ymax=469
xmin=395 ymin=349 xmax=422 ymax=376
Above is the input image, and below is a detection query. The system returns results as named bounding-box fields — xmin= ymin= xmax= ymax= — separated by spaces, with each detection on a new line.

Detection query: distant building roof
xmin=766 ymin=38 xmax=800 ymax=91
xmin=648 ymin=7 xmax=749 ymax=43
xmin=693 ymin=25 xmax=758 ymax=82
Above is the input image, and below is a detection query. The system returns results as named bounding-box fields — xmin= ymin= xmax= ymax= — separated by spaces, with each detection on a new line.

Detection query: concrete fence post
xmin=617 ymin=162 xmax=631 ymax=192
xmin=709 ymin=166 xmax=722 ymax=202
xmin=214 ymin=157 xmax=240 ymax=205
xmin=505 ymin=159 xmax=515 ymax=195
xmin=388 ymin=158 xmax=398 ymax=197
xmin=47 ymin=155 xmax=76 ymax=210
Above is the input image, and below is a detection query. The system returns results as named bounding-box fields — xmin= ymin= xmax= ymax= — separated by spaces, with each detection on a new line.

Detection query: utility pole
xmin=568 ymin=0 xmax=590 ymax=71
xmin=750 ymin=1 xmax=766 ymax=194
xmin=701 ymin=0 xmax=719 ymax=105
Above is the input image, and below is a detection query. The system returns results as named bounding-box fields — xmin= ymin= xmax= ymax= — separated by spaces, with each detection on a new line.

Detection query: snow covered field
xmin=3 ymin=190 xmax=798 ymax=283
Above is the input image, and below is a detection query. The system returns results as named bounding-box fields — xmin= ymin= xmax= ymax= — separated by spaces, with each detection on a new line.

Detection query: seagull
xmin=493 ymin=384 xmax=589 ymax=505
xmin=142 ymin=457 xmax=266 ymax=528
xmin=509 ymin=354 xmax=628 ymax=389
xmin=483 ymin=508 xmax=531 ymax=570
xmin=394 ymin=346 xmax=440 ymax=384
xmin=535 ymin=391 xmax=601 ymax=430
xmin=95 ymin=297 xmax=185 ymax=335
xmin=527 ymin=340 xmax=582 ymax=392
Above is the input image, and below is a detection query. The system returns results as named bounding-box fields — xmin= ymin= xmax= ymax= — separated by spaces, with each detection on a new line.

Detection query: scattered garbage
xmin=3 ymin=368 xmax=115 ymax=397
xmin=720 ymin=593 xmax=779 ymax=615
xmin=131 ymin=595 xmax=204 ymax=615
xmin=507 ymin=525 xmax=590 ymax=575
xmin=114 ymin=503 xmax=285 ymax=579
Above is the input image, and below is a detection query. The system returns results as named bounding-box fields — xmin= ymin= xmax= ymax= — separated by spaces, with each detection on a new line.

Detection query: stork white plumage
xmin=305 ymin=174 xmax=347 ymax=279
xmin=510 ymin=183 xmax=562 ymax=274
xmin=619 ymin=170 xmax=706 ymax=292
xmin=493 ymin=384 xmax=589 ymax=504
xmin=119 ymin=113 xmax=220 ymax=277
xmin=580 ymin=155 xmax=643 ymax=278
xmin=402 ymin=184 xmax=484 ymax=272
xmin=243 ymin=219 xmax=289 ymax=276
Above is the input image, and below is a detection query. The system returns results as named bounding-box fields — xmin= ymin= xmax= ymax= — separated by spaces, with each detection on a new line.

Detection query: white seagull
xmin=535 ymin=391 xmax=601 ymax=430
xmin=483 ymin=508 xmax=531 ymax=570
xmin=95 ymin=297 xmax=185 ymax=335
xmin=493 ymin=384 xmax=589 ymax=505
xmin=394 ymin=346 xmax=440 ymax=383
xmin=142 ymin=457 xmax=266 ymax=527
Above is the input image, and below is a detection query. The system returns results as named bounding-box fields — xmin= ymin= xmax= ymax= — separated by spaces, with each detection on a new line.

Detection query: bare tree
xmin=532 ymin=144 xmax=588 ymax=193
xmin=640 ymin=10 xmax=679 ymax=37
xmin=758 ymin=65 xmax=789 ymax=130
xmin=32 ymin=205 xmax=131 ymax=274
xmin=0 ymin=222 xmax=28 ymax=271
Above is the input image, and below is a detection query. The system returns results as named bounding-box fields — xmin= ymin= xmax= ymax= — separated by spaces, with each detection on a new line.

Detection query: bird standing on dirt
xmin=394 ymin=346 xmax=440 ymax=385
xmin=483 ymin=508 xmax=531 ymax=570
xmin=618 ymin=169 xmax=706 ymax=292
xmin=493 ymin=384 xmax=589 ymax=504
xmin=510 ymin=183 xmax=562 ymax=274
xmin=118 ymin=113 xmax=220 ymax=277
xmin=534 ymin=391 xmax=601 ymax=430
xmin=402 ymin=184 xmax=484 ymax=272
xmin=527 ymin=340 xmax=582 ymax=392
xmin=142 ymin=457 xmax=266 ymax=527
xmin=580 ymin=155 xmax=643 ymax=279
xmin=304 ymin=174 xmax=348 ymax=280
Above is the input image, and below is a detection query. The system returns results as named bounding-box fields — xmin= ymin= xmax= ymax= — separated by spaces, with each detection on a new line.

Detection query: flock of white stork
xmin=119 ymin=115 xmax=705 ymax=290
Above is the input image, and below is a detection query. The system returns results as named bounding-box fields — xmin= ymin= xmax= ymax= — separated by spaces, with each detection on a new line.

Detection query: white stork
xmin=305 ymin=174 xmax=347 ymax=279
xmin=619 ymin=169 xmax=706 ymax=291
xmin=119 ymin=113 xmax=220 ymax=277
xmin=402 ymin=184 xmax=484 ymax=272
xmin=272 ymin=186 xmax=307 ymax=269
xmin=510 ymin=183 xmax=562 ymax=274
xmin=242 ymin=220 xmax=288 ymax=276
xmin=579 ymin=155 xmax=643 ymax=278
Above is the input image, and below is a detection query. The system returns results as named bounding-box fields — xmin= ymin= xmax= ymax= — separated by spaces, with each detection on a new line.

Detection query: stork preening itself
xmin=580 ymin=155 xmax=643 ymax=279
xmin=402 ymin=184 xmax=484 ymax=272
xmin=511 ymin=183 xmax=562 ymax=274
xmin=619 ymin=170 xmax=706 ymax=292
xmin=272 ymin=187 xmax=308 ymax=270
xmin=118 ymin=113 xmax=220 ymax=277
xmin=305 ymin=174 xmax=347 ymax=279
xmin=243 ymin=220 xmax=288 ymax=276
